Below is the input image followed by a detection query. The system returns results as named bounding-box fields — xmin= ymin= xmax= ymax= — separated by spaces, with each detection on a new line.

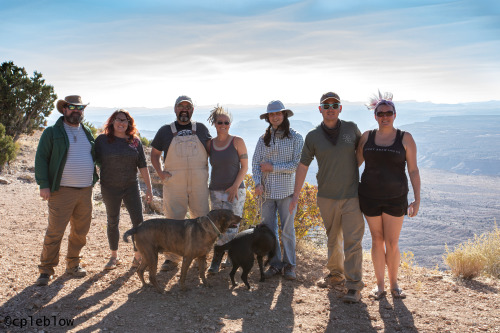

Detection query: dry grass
xmin=444 ymin=220 xmax=500 ymax=279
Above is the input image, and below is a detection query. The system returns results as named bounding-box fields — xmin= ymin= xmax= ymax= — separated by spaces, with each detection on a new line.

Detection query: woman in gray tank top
xmin=205 ymin=106 xmax=248 ymax=274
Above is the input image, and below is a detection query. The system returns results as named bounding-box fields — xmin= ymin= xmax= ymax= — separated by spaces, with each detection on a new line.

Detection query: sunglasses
xmin=115 ymin=118 xmax=129 ymax=123
xmin=376 ymin=110 xmax=395 ymax=117
xmin=67 ymin=104 xmax=85 ymax=111
xmin=321 ymin=103 xmax=340 ymax=110
xmin=217 ymin=121 xmax=230 ymax=125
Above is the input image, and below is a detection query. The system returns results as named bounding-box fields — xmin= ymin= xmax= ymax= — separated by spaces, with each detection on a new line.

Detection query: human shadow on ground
xmin=0 ymin=275 xmax=66 ymax=324
xmin=378 ymin=296 xmax=418 ymax=332
xmin=77 ymin=266 xmax=296 ymax=333
xmin=0 ymin=268 xmax=137 ymax=331
xmin=326 ymin=288 xmax=377 ymax=332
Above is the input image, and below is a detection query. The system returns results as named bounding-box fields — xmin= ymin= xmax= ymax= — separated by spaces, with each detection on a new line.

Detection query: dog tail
xmin=123 ymin=227 xmax=138 ymax=243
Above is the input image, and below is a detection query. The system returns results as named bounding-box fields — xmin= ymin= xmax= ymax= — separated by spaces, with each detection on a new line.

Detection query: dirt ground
xmin=0 ymin=132 xmax=498 ymax=333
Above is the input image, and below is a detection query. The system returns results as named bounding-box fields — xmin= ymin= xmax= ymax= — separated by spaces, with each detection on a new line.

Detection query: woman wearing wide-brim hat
xmin=252 ymin=100 xmax=303 ymax=281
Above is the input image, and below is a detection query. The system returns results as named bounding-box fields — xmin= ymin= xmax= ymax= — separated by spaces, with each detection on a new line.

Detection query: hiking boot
xmin=160 ymin=259 xmax=179 ymax=272
xmin=36 ymin=273 xmax=51 ymax=286
xmin=316 ymin=274 xmax=345 ymax=288
xmin=342 ymin=289 xmax=361 ymax=303
xmin=264 ymin=266 xmax=282 ymax=278
xmin=283 ymin=265 xmax=296 ymax=280
xmin=65 ymin=265 xmax=87 ymax=277
xmin=208 ymin=247 xmax=225 ymax=274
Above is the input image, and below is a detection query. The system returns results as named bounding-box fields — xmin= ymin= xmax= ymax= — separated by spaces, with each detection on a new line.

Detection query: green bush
xmin=138 ymin=133 xmax=151 ymax=147
xmin=82 ymin=119 xmax=98 ymax=138
xmin=0 ymin=123 xmax=18 ymax=170
xmin=0 ymin=61 xmax=57 ymax=142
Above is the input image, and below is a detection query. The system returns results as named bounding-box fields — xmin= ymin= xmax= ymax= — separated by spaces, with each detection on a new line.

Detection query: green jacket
xmin=35 ymin=116 xmax=98 ymax=192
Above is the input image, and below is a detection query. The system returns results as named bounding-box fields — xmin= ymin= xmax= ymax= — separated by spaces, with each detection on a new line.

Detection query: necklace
xmin=66 ymin=125 xmax=80 ymax=143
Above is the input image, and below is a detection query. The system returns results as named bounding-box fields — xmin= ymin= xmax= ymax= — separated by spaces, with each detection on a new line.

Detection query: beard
xmin=64 ymin=112 xmax=83 ymax=125
xmin=177 ymin=111 xmax=191 ymax=123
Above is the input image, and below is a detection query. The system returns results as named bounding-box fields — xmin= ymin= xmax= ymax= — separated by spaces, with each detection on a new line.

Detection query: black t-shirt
xmin=151 ymin=121 xmax=211 ymax=160
xmin=95 ymin=134 xmax=147 ymax=188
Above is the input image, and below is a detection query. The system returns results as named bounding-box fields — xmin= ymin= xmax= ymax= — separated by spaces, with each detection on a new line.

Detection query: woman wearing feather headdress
xmin=356 ymin=91 xmax=421 ymax=300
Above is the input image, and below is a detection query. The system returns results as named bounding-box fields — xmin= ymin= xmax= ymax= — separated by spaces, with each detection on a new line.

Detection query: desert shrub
xmin=444 ymin=223 xmax=500 ymax=279
xmin=476 ymin=222 xmax=500 ymax=278
xmin=242 ymin=174 xmax=323 ymax=240
xmin=400 ymin=251 xmax=416 ymax=281
xmin=138 ymin=133 xmax=151 ymax=147
xmin=242 ymin=174 xmax=261 ymax=226
xmin=0 ymin=123 xmax=18 ymax=170
xmin=444 ymin=240 xmax=485 ymax=279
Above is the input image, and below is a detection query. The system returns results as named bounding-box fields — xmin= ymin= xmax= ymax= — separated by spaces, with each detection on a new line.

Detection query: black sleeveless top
xmin=359 ymin=129 xmax=408 ymax=199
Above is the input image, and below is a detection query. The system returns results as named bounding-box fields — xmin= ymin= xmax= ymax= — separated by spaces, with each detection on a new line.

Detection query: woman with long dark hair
xmin=252 ymin=100 xmax=303 ymax=280
xmin=95 ymin=109 xmax=153 ymax=270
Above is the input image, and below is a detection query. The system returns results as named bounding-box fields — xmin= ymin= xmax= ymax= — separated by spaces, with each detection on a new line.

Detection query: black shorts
xmin=358 ymin=193 xmax=408 ymax=217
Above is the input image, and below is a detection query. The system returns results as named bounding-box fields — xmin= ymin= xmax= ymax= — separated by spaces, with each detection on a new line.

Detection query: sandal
xmin=104 ymin=257 xmax=121 ymax=270
xmin=369 ymin=288 xmax=387 ymax=300
xmin=391 ymin=288 xmax=407 ymax=299
xmin=131 ymin=257 xmax=141 ymax=268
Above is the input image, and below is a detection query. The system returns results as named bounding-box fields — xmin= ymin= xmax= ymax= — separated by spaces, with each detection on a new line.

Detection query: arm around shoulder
xmin=356 ymin=131 xmax=369 ymax=167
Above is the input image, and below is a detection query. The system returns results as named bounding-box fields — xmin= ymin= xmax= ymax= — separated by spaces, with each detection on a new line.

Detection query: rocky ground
xmin=0 ymin=132 xmax=498 ymax=332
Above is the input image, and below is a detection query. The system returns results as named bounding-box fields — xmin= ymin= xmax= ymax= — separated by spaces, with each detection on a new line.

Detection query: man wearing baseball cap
xmin=150 ymin=95 xmax=212 ymax=271
xmin=289 ymin=92 xmax=365 ymax=303
xmin=35 ymin=95 xmax=98 ymax=286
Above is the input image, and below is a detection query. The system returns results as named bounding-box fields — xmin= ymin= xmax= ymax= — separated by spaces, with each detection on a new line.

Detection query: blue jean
xmin=261 ymin=195 xmax=297 ymax=269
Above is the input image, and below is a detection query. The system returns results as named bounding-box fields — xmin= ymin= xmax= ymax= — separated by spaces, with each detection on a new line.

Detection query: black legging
xmin=101 ymin=183 xmax=143 ymax=251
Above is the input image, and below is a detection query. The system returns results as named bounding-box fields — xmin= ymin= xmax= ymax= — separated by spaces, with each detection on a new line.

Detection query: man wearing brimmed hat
xmin=252 ymin=100 xmax=304 ymax=280
xmin=150 ymin=95 xmax=212 ymax=271
xmin=35 ymin=95 xmax=98 ymax=286
xmin=289 ymin=92 xmax=365 ymax=303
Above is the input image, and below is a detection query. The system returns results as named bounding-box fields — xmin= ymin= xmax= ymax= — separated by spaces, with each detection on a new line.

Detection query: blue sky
xmin=1 ymin=0 xmax=499 ymax=108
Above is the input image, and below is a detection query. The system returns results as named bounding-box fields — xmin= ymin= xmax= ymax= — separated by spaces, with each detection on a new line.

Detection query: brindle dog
xmin=123 ymin=209 xmax=241 ymax=292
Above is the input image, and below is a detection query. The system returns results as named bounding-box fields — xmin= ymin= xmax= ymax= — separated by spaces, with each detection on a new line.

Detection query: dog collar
xmin=204 ymin=215 xmax=222 ymax=238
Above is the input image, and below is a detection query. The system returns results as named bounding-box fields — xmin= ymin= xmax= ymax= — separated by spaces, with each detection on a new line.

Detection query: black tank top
xmin=359 ymin=129 xmax=408 ymax=199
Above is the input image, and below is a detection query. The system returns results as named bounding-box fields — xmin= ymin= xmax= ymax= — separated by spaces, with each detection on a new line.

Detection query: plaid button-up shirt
xmin=252 ymin=128 xmax=304 ymax=199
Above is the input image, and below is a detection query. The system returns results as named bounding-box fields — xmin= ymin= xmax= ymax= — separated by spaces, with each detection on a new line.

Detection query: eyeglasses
xmin=67 ymin=104 xmax=85 ymax=111
xmin=321 ymin=103 xmax=340 ymax=110
xmin=376 ymin=110 xmax=395 ymax=117
xmin=217 ymin=121 xmax=230 ymax=125
xmin=115 ymin=118 xmax=129 ymax=123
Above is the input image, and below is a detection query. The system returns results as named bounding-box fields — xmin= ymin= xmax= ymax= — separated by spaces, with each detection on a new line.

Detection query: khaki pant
xmin=317 ymin=196 xmax=365 ymax=290
xmin=38 ymin=186 xmax=93 ymax=275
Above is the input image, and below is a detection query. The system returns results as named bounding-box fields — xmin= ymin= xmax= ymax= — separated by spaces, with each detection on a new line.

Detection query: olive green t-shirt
xmin=300 ymin=120 xmax=361 ymax=199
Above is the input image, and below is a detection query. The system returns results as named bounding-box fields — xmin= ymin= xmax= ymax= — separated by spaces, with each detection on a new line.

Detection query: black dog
xmin=215 ymin=224 xmax=276 ymax=289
